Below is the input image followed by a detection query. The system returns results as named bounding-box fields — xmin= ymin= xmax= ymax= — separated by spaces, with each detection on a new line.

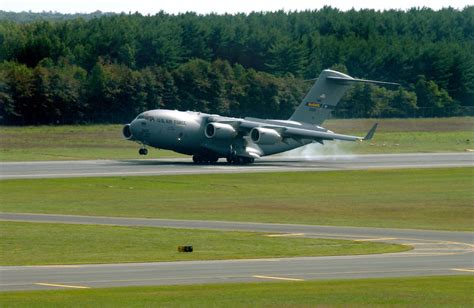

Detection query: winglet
xmin=363 ymin=123 xmax=378 ymax=141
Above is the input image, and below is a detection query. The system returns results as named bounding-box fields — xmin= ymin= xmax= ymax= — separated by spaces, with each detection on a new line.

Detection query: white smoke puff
xmin=280 ymin=140 xmax=356 ymax=161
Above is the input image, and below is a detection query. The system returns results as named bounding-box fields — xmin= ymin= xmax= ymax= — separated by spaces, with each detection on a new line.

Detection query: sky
xmin=1 ymin=0 xmax=472 ymax=14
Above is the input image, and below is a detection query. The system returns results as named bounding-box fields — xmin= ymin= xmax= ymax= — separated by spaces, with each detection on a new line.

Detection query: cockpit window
xmin=136 ymin=114 xmax=144 ymax=119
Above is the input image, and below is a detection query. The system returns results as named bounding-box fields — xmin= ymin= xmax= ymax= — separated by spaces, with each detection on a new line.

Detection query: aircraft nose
xmin=129 ymin=119 xmax=147 ymax=140
xmin=130 ymin=120 xmax=140 ymax=136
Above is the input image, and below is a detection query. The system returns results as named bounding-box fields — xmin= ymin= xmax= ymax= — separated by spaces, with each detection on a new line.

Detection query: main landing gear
xmin=138 ymin=148 xmax=148 ymax=155
xmin=192 ymin=153 xmax=219 ymax=164
xmin=191 ymin=153 xmax=255 ymax=165
xmin=226 ymin=155 xmax=254 ymax=165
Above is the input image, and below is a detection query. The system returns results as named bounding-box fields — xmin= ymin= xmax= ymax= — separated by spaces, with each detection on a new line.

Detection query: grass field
xmin=1 ymin=168 xmax=472 ymax=231
xmin=0 ymin=221 xmax=407 ymax=266
xmin=0 ymin=117 xmax=472 ymax=161
xmin=0 ymin=124 xmax=184 ymax=161
xmin=1 ymin=276 xmax=472 ymax=307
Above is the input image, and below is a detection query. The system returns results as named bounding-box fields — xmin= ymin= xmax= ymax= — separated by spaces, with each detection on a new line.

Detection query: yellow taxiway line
xmin=264 ymin=233 xmax=305 ymax=237
xmin=451 ymin=268 xmax=474 ymax=273
xmin=35 ymin=282 xmax=90 ymax=289
xmin=253 ymin=275 xmax=304 ymax=281
xmin=354 ymin=237 xmax=397 ymax=242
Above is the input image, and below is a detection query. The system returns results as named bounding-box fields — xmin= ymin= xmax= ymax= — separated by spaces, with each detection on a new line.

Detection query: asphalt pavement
xmin=0 ymin=153 xmax=472 ymax=180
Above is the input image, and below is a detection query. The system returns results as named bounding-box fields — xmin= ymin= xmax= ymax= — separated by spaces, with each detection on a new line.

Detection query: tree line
xmin=0 ymin=7 xmax=473 ymax=125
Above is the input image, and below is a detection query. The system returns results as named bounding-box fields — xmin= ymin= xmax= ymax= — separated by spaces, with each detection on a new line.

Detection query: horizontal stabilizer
xmin=363 ymin=123 xmax=378 ymax=141
xmin=327 ymin=76 xmax=400 ymax=86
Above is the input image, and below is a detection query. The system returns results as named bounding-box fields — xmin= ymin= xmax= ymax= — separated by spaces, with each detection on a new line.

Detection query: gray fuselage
xmin=125 ymin=109 xmax=323 ymax=158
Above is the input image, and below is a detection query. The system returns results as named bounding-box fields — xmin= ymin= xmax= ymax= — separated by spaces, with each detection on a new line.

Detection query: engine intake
xmin=250 ymin=127 xmax=282 ymax=145
xmin=122 ymin=124 xmax=133 ymax=140
xmin=205 ymin=123 xmax=237 ymax=139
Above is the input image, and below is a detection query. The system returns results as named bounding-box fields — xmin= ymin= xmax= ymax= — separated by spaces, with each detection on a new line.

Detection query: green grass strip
xmin=1 ymin=276 xmax=472 ymax=307
xmin=1 ymin=168 xmax=473 ymax=231
xmin=0 ymin=221 xmax=408 ymax=266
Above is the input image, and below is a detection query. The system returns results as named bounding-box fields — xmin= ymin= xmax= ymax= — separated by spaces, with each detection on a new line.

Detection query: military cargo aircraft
xmin=123 ymin=69 xmax=398 ymax=164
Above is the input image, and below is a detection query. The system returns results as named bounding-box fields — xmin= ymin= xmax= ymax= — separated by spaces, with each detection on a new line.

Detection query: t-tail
xmin=289 ymin=69 xmax=399 ymax=126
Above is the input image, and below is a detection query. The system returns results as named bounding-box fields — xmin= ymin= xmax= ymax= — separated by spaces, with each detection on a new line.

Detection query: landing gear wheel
xmin=193 ymin=154 xmax=206 ymax=164
xmin=244 ymin=157 xmax=255 ymax=164
xmin=193 ymin=154 xmax=219 ymax=165
xmin=226 ymin=156 xmax=254 ymax=165
xmin=139 ymin=148 xmax=148 ymax=155
xmin=210 ymin=156 xmax=219 ymax=164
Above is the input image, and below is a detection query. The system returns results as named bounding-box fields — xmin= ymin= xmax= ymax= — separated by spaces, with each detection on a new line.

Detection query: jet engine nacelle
xmin=205 ymin=122 xmax=237 ymax=139
xmin=250 ymin=127 xmax=282 ymax=145
xmin=122 ymin=124 xmax=133 ymax=140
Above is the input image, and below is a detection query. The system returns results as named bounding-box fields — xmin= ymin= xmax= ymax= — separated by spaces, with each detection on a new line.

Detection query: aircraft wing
xmin=281 ymin=124 xmax=378 ymax=142
xmin=212 ymin=117 xmax=378 ymax=143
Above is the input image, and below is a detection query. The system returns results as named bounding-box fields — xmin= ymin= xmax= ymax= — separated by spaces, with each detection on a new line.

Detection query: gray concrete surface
xmin=0 ymin=153 xmax=473 ymax=180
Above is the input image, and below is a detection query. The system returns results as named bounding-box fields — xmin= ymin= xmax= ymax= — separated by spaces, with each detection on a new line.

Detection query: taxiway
xmin=0 ymin=213 xmax=473 ymax=291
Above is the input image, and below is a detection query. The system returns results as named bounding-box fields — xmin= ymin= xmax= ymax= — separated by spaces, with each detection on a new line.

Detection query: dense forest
xmin=0 ymin=7 xmax=473 ymax=125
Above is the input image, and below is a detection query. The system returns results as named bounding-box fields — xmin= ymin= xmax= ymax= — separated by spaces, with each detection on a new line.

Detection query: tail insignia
xmin=305 ymin=102 xmax=335 ymax=110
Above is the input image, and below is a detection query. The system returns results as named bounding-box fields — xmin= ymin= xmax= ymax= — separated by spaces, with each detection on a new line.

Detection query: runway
xmin=1 ymin=213 xmax=473 ymax=291
xmin=0 ymin=153 xmax=473 ymax=179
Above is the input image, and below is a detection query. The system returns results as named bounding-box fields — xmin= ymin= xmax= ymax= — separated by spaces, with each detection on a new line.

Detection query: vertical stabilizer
xmin=289 ymin=69 xmax=398 ymax=125
xmin=289 ymin=69 xmax=354 ymax=125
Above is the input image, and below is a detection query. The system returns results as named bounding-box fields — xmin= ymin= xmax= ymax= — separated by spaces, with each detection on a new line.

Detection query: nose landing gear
xmin=138 ymin=148 xmax=148 ymax=155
